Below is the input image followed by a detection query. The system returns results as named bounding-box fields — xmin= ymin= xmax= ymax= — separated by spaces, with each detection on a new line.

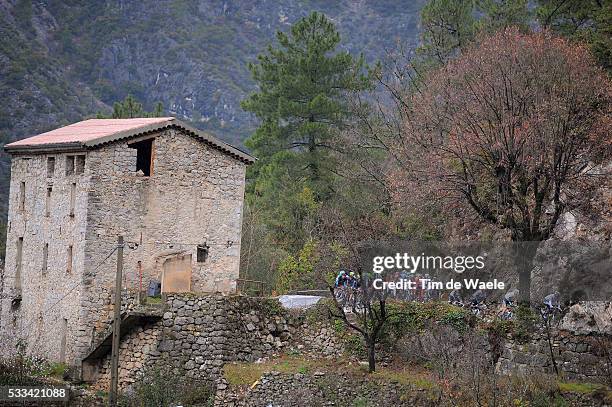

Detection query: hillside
xmin=0 ymin=0 xmax=426 ymax=227
xmin=0 ymin=0 xmax=425 ymax=143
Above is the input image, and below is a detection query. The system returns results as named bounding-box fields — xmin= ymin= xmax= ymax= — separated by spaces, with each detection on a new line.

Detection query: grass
xmin=42 ymin=362 xmax=69 ymax=379
xmin=557 ymin=381 xmax=606 ymax=394
xmin=145 ymin=296 xmax=163 ymax=304
xmin=223 ymin=353 xmax=612 ymax=407
xmin=223 ymin=353 xmax=438 ymax=392
xmin=372 ymin=367 xmax=436 ymax=390
xmin=223 ymin=355 xmax=324 ymax=386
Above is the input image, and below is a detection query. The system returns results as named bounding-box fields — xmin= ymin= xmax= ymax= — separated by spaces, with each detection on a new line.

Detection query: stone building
xmin=0 ymin=117 xmax=253 ymax=370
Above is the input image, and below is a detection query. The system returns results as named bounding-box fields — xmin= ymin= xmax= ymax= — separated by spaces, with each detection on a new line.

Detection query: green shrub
xmin=488 ymin=318 xmax=514 ymax=337
xmin=514 ymin=305 xmax=538 ymax=343
xmin=119 ymin=365 xmax=214 ymax=407
xmin=345 ymin=334 xmax=367 ymax=358
xmin=0 ymin=341 xmax=62 ymax=385
xmin=383 ymin=301 xmax=471 ymax=342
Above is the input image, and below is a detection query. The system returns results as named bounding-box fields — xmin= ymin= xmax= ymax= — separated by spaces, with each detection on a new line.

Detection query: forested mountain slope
xmin=0 ymin=0 xmax=426 ymax=247
xmin=0 ymin=0 xmax=425 ymax=144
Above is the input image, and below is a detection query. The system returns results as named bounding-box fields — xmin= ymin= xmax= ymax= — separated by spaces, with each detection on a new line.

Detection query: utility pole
xmin=109 ymin=236 xmax=124 ymax=406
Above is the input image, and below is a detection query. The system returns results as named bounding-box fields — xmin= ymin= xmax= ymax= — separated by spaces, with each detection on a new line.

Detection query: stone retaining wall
xmin=496 ymin=329 xmax=611 ymax=382
xmin=91 ymin=294 xmax=303 ymax=389
xmin=214 ymin=371 xmax=417 ymax=407
xmin=496 ymin=302 xmax=612 ymax=382
xmin=89 ymin=295 xmax=611 ymax=393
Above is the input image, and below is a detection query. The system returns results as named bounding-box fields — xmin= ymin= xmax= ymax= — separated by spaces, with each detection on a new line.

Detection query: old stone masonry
xmin=83 ymin=294 xmax=318 ymax=389
xmin=77 ymin=293 xmax=611 ymax=401
xmin=0 ymin=117 xmax=253 ymax=374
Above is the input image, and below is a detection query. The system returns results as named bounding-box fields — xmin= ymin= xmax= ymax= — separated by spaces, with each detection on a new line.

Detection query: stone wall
xmin=214 ymin=371 xmax=422 ymax=407
xmin=80 ymin=128 xmax=246 ymax=362
xmin=87 ymin=295 xmax=612 ymax=392
xmin=0 ymin=151 xmax=90 ymax=364
xmin=496 ymin=329 xmax=611 ymax=382
xmin=90 ymin=294 xmax=300 ymax=390
xmin=496 ymin=302 xmax=612 ymax=382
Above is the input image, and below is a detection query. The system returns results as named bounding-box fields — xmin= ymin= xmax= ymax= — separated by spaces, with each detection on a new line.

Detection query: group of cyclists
xmin=334 ymin=270 xmax=361 ymax=290
xmin=334 ymin=271 xmax=362 ymax=311
xmin=334 ymin=269 xmax=564 ymax=320
xmin=449 ymin=286 xmax=564 ymax=321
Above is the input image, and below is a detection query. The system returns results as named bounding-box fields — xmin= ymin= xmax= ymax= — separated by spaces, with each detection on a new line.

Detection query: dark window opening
xmin=129 ymin=138 xmax=154 ymax=176
xmin=42 ymin=243 xmax=48 ymax=273
xmin=66 ymin=156 xmax=75 ymax=176
xmin=47 ymin=157 xmax=55 ymax=177
xmin=197 ymin=244 xmax=209 ymax=263
xmin=69 ymin=183 xmax=76 ymax=217
xmin=75 ymin=155 xmax=85 ymax=175
xmin=16 ymin=237 xmax=23 ymax=291
xmin=19 ymin=182 xmax=25 ymax=211
xmin=45 ymin=187 xmax=52 ymax=217
xmin=67 ymin=245 xmax=73 ymax=273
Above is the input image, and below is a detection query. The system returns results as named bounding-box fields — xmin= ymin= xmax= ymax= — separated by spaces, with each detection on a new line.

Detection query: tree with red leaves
xmin=390 ymin=28 xmax=611 ymax=304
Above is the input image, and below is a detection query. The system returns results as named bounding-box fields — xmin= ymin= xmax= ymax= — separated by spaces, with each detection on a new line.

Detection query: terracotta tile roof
xmin=4 ymin=117 xmax=254 ymax=164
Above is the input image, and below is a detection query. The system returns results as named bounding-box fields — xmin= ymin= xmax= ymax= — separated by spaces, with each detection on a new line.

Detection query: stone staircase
xmin=81 ymin=303 xmax=165 ymax=382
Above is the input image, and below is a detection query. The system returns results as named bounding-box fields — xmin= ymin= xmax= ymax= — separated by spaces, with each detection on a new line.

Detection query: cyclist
xmin=500 ymin=288 xmax=519 ymax=320
xmin=503 ymin=288 xmax=519 ymax=307
xmin=543 ymin=291 xmax=562 ymax=312
xmin=347 ymin=272 xmax=362 ymax=311
xmin=448 ymin=289 xmax=463 ymax=306
xmin=335 ymin=270 xmax=349 ymax=288
xmin=469 ymin=289 xmax=487 ymax=317
xmin=348 ymin=272 xmax=360 ymax=289
xmin=470 ymin=289 xmax=487 ymax=306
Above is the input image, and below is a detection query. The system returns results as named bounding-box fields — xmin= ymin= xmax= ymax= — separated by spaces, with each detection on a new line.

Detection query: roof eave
xmin=81 ymin=118 xmax=256 ymax=164
xmin=4 ymin=142 xmax=86 ymax=155
xmin=171 ymin=121 xmax=256 ymax=164
xmin=80 ymin=120 xmax=176 ymax=149
xmin=4 ymin=118 xmax=256 ymax=164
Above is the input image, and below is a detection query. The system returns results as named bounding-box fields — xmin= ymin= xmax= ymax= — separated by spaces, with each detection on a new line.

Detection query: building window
xmin=16 ymin=237 xmax=23 ymax=290
xmin=19 ymin=182 xmax=25 ymax=211
xmin=197 ymin=244 xmax=209 ymax=263
xmin=69 ymin=183 xmax=76 ymax=217
xmin=129 ymin=138 xmax=154 ymax=176
xmin=59 ymin=318 xmax=68 ymax=363
xmin=75 ymin=155 xmax=85 ymax=175
xmin=47 ymin=157 xmax=55 ymax=177
xmin=45 ymin=187 xmax=52 ymax=217
xmin=42 ymin=243 xmax=48 ymax=273
xmin=66 ymin=245 xmax=73 ymax=273
xmin=65 ymin=156 xmax=75 ymax=176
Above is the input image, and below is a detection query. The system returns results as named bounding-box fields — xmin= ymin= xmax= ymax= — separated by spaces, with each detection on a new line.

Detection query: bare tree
xmin=389 ymin=28 xmax=612 ymax=303
xmin=314 ymin=205 xmax=394 ymax=373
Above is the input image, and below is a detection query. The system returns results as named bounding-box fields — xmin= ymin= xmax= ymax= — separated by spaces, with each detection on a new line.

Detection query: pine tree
xmin=416 ymin=0 xmax=532 ymax=69
xmin=537 ymin=0 xmax=611 ymax=72
xmin=416 ymin=0 xmax=478 ymax=67
xmin=96 ymin=95 xmax=164 ymax=119
xmin=242 ymin=11 xmax=371 ymax=201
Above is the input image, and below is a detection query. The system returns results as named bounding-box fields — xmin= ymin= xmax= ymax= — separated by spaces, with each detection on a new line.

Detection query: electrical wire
xmin=15 ymin=245 xmax=119 ymax=336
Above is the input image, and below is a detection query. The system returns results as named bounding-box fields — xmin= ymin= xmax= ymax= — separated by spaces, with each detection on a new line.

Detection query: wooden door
xmin=161 ymin=254 xmax=192 ymax=293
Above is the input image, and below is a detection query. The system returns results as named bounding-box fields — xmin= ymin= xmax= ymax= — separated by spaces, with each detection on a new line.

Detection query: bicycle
xmin=498 ymin=303 xmax=515 ymax=320
xmin=539 ymin=304 xmax=562 ymax=327
xmin=448 ymin=297 xmax=487 ymax=318
xmin=469 ymin=301 xmax=487 ymax=318
xmin=497 ymin=299 xmax=517 ymax=320
xmin=334 ymin=285 xmax=349 ymax=308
